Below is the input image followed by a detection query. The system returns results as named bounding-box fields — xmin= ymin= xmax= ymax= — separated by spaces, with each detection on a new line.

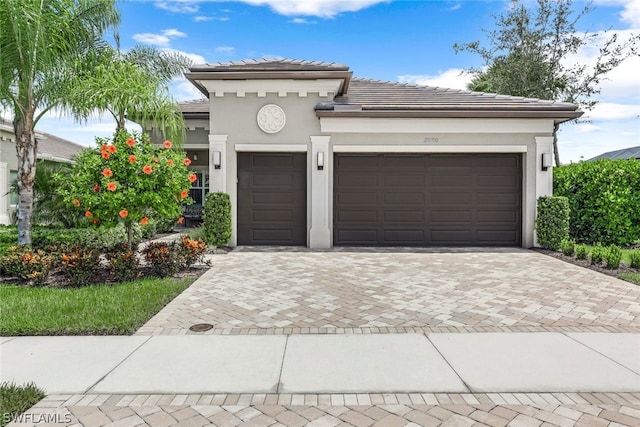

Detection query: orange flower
xmin=177 ymin=216 xmax=184 ymax=224
xmin=188 ymin=174 xmax=197 ymax=183
xmin=140 ymin=217 xmax=149 ymax=225
xmin=181 ymin=189 xmax=189 ymax=198
xmin=102 ymin=168 xmax=113 ymax=178
xmin=107 ymin=182 xmax=117 ymax=192
xmin=85 ymin=211 xmax=92 ymax=218
xmin=167 ymin=159 xmax=174 ymax=166
xmin=101 ymin=151 xmax=110 ymax=159
xmin=142 ymin=165 xmax=152 ymax=174
xmin=100 ymin=144 xmax=108 ymax=152
xmin=163 ymin=140 xmax=172 ymax=149
xmin=92 ymin=218 xmax=100 ymax=224
xmin=72 ymin=199 xmax=80 ymax=207
xmin=126 ymin=138 xmax=136 ymax=147
xmin=183 ymin=158 xmax=191 ymax=166
xmin=119 ymin=209 xmax=128 ymax=218
xmin=93 ymin=183 xmax=100 ymax=192
xmin=128 ymin=155 xmax=136 ymax=163
xmin=107 ymin=145 xmax=116 ymax=153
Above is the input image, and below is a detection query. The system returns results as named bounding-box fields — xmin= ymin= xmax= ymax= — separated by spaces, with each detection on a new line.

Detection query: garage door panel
xmin=334 ymin=153 xmax=521 ymax=246
xmin=383 ymin=210 xmax=425 ymax=222
xmin=384 ymin=229 xmax=425 ymax=243
xmin=431 ymin=175 xmax=473 ymax=187
xmin=385 ymin=192 xmax=425 ymax=204
xmin=337 ymin=192 xmax=378 ymax=204
xmin=238 ymin=153 xmax=306 ymax=246
xmin=383 ymin=174 xmax=424 ymax=187
xmin=431 ymin=210 xmax=472 ymax=223
xmin=337 ymin=209 xmax=378 ymax=222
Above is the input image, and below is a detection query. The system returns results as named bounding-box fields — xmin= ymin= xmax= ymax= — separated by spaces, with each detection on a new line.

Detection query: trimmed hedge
xmin=203 ymin=192 xmax=231 ymax=247
xmin=535 ymin=196 xmax=570 ymax=250
xmin=554 ymin=159 xmax=640 ymax=245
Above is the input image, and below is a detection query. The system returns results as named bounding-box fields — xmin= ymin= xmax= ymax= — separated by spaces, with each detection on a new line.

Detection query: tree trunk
xmin=553 ymin=123 xmax=561 ymax=166
xmin=14 ymin=111 xmax=38 ymax=246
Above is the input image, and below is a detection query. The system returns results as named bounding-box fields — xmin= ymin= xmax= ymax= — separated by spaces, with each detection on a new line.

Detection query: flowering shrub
xmin=178 ymin=235 xmax=207 ymax=269
xmin=0 ymin=245 xmax=52 ymax=285
xmin=56 ymin=131 xmax=193 ymax=248
xmin=107 ymin=249 xmax=140 ymax=282
xmin=142 ymin=241 xmax=182 ymax=277
xmin=60 ymin=247 xmax=101 ymax=286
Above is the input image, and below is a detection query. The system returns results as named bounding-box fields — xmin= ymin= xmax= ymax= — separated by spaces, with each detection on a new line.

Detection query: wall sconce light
xmin=317 ymin=152 xmax=324 ymax=170
xmin=193 ymin=153 xmax=198 ymax=161
xmin=213 ymin=151 xmax=221 ymax=170
xmin=541 ymin=152 xmax=553 ymax=171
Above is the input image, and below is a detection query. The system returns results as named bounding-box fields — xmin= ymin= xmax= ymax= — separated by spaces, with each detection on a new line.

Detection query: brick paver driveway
xmin=137 ymin=248 xmax=640 ymax=335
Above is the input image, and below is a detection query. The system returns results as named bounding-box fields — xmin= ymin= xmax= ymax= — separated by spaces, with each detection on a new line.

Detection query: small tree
xmin=454 ymin=0 xmax=639 ymax=165
xmin=56 ymin=131 xmax=195 ymax=249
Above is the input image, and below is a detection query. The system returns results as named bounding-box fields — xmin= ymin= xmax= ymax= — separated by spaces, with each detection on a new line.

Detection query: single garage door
xmin=334 ymin=153 xmax=522 ymax=246
xmin=238 ymin=152 xmax=307 ymax=245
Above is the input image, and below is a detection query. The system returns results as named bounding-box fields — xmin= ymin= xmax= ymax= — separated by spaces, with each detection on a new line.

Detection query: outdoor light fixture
xmin=213 ymin=151 xmax=221 ymax=169
xmin=541 ymin=152 xmax=553 ymax=171
xmin=317 ymin=152 xmax=324 ymax=170
xmin=193 ymin=153 xmax=198 ymax=161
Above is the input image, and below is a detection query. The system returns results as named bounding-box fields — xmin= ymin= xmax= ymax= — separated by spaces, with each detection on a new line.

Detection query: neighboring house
xmin=177 ymin=58 xmax=582 ymax=248
xmin=0 ymin=118 xmax=84 ymax=224
xmin=588 ymin=146 xmax=640 ymax=161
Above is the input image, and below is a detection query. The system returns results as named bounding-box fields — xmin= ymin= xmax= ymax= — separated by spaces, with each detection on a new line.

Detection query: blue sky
xmin=35 ymin=0 xmax=640 ymax=163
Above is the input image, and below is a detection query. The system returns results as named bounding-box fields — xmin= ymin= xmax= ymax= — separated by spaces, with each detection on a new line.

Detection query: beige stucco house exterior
xmin=178 ymin=59 xmax=582 ymax=249
xmin=0 ymin=118 xmax=84 ymax=224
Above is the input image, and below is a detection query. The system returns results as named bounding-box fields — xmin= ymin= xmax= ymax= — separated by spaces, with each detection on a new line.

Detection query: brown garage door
xmin=334 ymin=153 xmax=522 ymax=246
xmin=238 ymin=153 xmax=306 ymax=245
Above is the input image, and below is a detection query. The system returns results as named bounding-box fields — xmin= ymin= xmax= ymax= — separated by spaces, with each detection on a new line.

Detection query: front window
xmin=188 ymin=171 xmax=208 ymax=206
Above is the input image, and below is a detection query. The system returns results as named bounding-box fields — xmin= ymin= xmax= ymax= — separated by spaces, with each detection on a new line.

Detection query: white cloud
xmin=193 ymin=15 xmax=213 ymax=21
xmin=575 ymin=124 xmax=602 ymax=133
xmin=214 ymin=46 xmax=236 ymax=55
xmin=159 ymin=48 xmax=206 ymax=65
xmin=154 ymin=1 xmax=199 ymax=14
xmin=594 ymin=0 xmax=640 ymax=27
xmin=447 ymin=3 xmax=461 ymax=12
xmin=583 ymin=102 xmax=640 ymax=121
xmin=162 ymin=28 xmax=187 ymax=38
xmin=397 ymin=69 xmax=473 ymax=90
xmin=133 ymin=29 xmax=188 ymax=47
xmin=238 ymin=0 xmax=389 ymax=18
xmin=170 ymin=80 xmax=207 ymax=101
xmin=289 ymin=18 xmax=317 ymax=24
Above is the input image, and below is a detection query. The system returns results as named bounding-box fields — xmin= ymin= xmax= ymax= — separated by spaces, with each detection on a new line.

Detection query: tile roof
xmin=588 ymin=145 xmax=640 ymax=161
xmin=1 ymin=117 xmax=83 ymax=161
xmin=320 ymin=78 xmax=578 ymax=111
xmin=190 ymin=58 xmax=349 ymax=72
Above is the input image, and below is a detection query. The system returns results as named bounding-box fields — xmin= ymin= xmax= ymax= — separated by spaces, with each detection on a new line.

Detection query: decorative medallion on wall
xmin=257 ymin=104 xmax=286 ymax=134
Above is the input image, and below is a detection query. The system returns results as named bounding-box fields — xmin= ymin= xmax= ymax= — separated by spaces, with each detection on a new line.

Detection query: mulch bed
xmin=533 ymin=248 xmax=639 ymax=278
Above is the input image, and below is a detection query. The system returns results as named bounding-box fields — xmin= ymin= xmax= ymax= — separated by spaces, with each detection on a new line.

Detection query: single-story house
xmin=588 ymin=145 xmax=640 ymax=161
xmin=0 ymin=118 xmax=84 ymax=224
xmin=177 ymin=58 xmax=582 ymax=248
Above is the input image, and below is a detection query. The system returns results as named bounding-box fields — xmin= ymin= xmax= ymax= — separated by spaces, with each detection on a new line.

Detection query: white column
xmin=309 ymin=135 xmax=331 ymax=248
xmin=0 ymin=161 xmax=9 ymax=225
xmin=208 ymin=134 xmax=228 ymax=193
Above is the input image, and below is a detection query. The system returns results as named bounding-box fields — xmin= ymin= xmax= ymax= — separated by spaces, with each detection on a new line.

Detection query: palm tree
xmin=0 ymin=0 xmax=120 ymax=245
xmin=67 ymin=45 xmax=192 ymax=145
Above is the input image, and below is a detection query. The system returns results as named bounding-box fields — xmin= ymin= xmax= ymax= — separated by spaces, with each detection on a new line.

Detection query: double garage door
xmin=238 ymin=152 xmax=522 ymax=246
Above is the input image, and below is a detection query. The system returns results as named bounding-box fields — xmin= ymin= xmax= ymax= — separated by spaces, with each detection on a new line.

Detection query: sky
xmin=31 ymin=0 xmax=640 ymax=163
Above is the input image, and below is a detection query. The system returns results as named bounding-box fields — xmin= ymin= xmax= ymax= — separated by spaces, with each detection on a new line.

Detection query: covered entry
xmin=333 ymin=153 xmax=522 ymax=246
xmin=237 ymin=152 xmax=307 ymax=245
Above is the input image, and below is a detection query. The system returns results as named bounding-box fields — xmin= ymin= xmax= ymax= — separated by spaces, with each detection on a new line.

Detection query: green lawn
xmin=0 ymin=382 xmax=45 ymax=427
xmin=0 ymin=277 xmax=193 ymax=336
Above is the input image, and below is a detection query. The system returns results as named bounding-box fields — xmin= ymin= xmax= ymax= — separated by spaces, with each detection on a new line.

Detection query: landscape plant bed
xmin=534 ymin=248 xmax=640 ymax=284
xmin=0 ymin=273 xmax=204 ymax=336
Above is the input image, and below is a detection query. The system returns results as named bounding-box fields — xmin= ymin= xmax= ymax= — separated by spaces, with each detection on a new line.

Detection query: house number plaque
xmin=257 ymin=104 xmax=286 ymax=134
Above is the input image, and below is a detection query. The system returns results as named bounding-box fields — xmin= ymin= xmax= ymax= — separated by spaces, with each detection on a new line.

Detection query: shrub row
xmin=535 ymin=196 xmax=570 ymax=251
xmin=553 ymin=159 xmax=640 ymax=246
xmin=561 ymin=240 xmax=640 ymax=270
xmin=0 ymin=235 xmax=207 ymax=286
xmin=203 ymin=192 xmax=231 ymax=247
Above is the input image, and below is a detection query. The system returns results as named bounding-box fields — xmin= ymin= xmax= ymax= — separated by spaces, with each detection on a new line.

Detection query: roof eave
xmin=316 ymin=109 xmax=583 ymax=122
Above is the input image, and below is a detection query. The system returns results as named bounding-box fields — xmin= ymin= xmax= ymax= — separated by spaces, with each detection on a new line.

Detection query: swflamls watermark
xmin=3 ymin=412 xmax=72 ymax=424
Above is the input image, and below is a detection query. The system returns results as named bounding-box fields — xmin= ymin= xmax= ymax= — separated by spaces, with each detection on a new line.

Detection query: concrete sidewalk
xmin=2 ymin=332 xmax=639 ymax=395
